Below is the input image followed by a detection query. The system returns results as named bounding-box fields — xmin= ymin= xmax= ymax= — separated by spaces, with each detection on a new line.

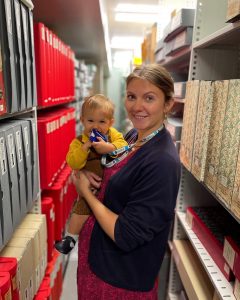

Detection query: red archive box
xmin=41 ymin=197 xmax=55 ymax=262
xmin=34 ymin=23 xmax=48 ymax=107
xmin=186 ymin=207 xmax=234 ymax=281
xmin=52 ymin=250 xmax=62 ymax=300
xmin=55 ymin=172 xmax=69 ymax=225
xmin=0 ymin=258 xmax=19 ymax=299
xmin=45 ymin=250 xmax=62 ymax=300
xmin=223 ymin=236 xmax=240 ymax=281
xmin=33 ymin=276 xmax=51 ymax=299
xmin=37 ymin=115 xmax=55 ymax=188
xmin=42 ymin=183 xmax=64 ymax=241
xmin=0 ymin=272 xmax=11 ymax=299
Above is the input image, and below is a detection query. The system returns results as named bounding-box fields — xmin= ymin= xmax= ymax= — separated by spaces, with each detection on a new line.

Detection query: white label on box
xmin=50 ymin=207 xmax=55 ymax=222
xmin=32 ymin=123 xmax=37 ymax=151
xmin=186 ymin=211 xmax=193 ymax=228
xmin=234 ymin=278 xmax=240 ymax=300
xmin=0 ymin=137 xmax=7 ymax=175
xmin=23 ymin=127 xmax=30 ymax=156
xmin=7 ymin=133 xmax=15 ymax=168
xmin=223 ymin=238 xmax=236 ymax=269
xmin=41 ymin=26 xmax=45 ymax=40
xmin=16 ymin=130 xmax=23 ymax=162
xmin=224 ymin=262 xmax=230 ymax=275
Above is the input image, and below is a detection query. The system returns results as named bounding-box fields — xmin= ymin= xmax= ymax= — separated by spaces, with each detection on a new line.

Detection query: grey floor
xmin=61 ymin=242 xmax=78 ymax=300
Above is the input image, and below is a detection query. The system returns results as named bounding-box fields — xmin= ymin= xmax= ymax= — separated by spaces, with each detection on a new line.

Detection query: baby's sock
xmin=66 ymin=231 xmax=78 ymax=242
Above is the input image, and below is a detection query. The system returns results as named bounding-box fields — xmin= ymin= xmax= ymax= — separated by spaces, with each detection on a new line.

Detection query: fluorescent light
xmin=110 ymin=36 xmax=143 ymax=50
xmin=115 ymin=3 xmax=160 ymax=14
xmin=115 ymin=12 xmax=158 ymax=23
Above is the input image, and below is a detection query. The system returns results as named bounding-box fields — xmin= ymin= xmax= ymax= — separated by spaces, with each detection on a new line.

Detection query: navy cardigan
xmin=88 ymin=127 xmax=181 ymax=291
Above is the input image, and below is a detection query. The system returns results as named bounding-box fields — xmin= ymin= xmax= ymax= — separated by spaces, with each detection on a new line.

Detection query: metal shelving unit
xmin=167 ymin=1 xmax=240 ymax=299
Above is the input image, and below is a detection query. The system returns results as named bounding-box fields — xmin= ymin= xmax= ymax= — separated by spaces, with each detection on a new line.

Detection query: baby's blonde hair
xmin=81 ymin=94 xmax=115 ymax=119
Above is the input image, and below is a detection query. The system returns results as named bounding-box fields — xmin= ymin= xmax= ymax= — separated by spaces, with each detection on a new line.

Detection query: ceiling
xmin=32 ymin=0 xmax=159 ymax=75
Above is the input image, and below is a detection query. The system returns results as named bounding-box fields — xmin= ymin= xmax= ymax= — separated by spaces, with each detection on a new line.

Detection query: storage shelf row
xmin=177 ymin=211 xmax=234 ymax=299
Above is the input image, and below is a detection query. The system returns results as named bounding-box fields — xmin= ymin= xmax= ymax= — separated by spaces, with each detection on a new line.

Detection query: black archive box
xmin=13 ymin=0 xmax=26 ymax=111
xmin=0 ymin=0 xmax=19 ymax=113
xmin=0 ymin=131 xmax=13 ymax=247
xmin=7 ymin=119 xmax=28 ymax=218
xmin=20 ymin=1 xmax=32 ymax=109
xmin=20 ymin=120 xmax=33 ymax=209
xmin=1 ymin=123 xmax=21 ymax=229
xmin=28 ymin=10 xmax=37 ymax=107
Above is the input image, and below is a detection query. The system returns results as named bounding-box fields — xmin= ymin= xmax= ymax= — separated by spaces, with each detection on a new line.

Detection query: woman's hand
xmin=72 ymin=170 xmax=91 ymax=197
xmin=83 ymin=170 xmax=102 ymax=189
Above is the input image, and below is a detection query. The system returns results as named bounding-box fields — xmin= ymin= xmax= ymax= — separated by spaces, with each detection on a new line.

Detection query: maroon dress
xmin=77 ymin=151 xmax=158 ymax=299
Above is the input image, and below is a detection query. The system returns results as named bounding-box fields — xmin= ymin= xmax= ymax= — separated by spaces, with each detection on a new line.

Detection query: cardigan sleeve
xmin=114 ymin=154 xmax=179 ymax=252
xmin=66 ymin=138 xmax=89 ymax=170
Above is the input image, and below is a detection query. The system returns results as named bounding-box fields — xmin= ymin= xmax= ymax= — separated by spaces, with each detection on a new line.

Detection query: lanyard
xmin=101 ymin=125 xmax=164 ymax=168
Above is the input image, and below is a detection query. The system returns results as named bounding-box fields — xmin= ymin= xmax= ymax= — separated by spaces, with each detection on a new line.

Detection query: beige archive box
xmin=17 ymin=217 xmax=47 ymax=283
xmin=0 ymin=240 xmax=34 ymax=300
xmin=180 ymin=80 xmax=200 ymax=171
xmin=234 ymin=277 xmax=240 ymax=300
xmin=6 ymin=237 xmax=35 ymax=299
xmin=226 ymin=0 xmax=240 ymax=22
xmin=172 ymin=240 xmax=214 ymax=300
xmin=204 ymin=80 xmax=229 ymax=193
xmin=12 ymin=228 xmax=41 ymax=296
xmin=191 ymin=81 xmax=213 ymax=182
xmin=216 ymin=80 xmax=240 ymax=207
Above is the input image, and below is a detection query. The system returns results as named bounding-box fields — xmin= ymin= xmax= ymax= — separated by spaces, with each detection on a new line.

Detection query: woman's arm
xmin=72 ymin=171 xmax=118 ymax=241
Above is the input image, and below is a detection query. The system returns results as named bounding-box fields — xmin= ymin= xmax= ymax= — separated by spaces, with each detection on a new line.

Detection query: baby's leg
xmin=68 ymin=213 xmax=89 ymax=235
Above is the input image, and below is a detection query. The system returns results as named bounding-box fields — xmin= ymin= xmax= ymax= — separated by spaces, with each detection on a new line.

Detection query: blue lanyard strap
xmin=101 ymin=125 xmax=164 ymax=168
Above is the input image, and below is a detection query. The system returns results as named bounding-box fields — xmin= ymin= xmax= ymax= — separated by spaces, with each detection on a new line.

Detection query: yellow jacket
xmin=66 ymin=127 xmax=128 ymax=170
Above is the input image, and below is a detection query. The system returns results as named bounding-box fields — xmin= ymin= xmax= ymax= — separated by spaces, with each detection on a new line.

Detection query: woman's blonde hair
xmin=81 ymin=94 xmax=115 ymax=119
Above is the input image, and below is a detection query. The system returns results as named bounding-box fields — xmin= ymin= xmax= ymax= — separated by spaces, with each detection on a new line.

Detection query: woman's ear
xmin=164 ymin=98 xmax=174 ymax=114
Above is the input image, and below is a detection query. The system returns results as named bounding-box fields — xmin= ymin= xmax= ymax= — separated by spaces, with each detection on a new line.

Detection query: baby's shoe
xmin=55 ymin=236 xmax=76 ymax=254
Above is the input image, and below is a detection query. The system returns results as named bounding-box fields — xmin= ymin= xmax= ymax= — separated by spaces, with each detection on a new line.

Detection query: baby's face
xmin=81 ymin=108 xmax=113 ymax=137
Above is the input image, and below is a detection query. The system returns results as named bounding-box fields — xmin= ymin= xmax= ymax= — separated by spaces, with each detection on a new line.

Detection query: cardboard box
xmin=223 ymin=236 xmax=240 ymax=281
xmin=180 ymin=81 xmax=200 ymax=171
xmin=226 ymin=0 xmax=240 ymax=22
xmin=186 ymin=207 xmax=234 ymax=281
xmin=164 ymin=8 xmax=195 ymax=42
xmin=216 ymin=80 xmax=240 ymax=207
xmin=204 ymin=80 xmax=229 ymax=193
xmin=234 ymin=277 xmax=240 ymax=300
xmin=0 ymin=239 xmax=34 ymax=300
xmin=172 ymin=239 xmax=214 ymax=299
xmin=12 ymin=228 xmax=41 ymax=293
xmin=191 ymin=81 xmax=213 ymax=182
xmin=6 ymin=237 xmax=35 ymax=297
xmin=17 ymin=217 xmax=47 ymax=281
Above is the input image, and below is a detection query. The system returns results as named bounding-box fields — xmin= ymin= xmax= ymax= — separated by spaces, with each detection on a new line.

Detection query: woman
xmin=72 ymin=64 xmax=181 ymax=299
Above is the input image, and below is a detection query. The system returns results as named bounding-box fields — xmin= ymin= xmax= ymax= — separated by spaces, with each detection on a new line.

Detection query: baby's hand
xmin=82 ymin=139 xmax=92 ymax=152
xmin=92 ymin=137 xmax=115 ymax=154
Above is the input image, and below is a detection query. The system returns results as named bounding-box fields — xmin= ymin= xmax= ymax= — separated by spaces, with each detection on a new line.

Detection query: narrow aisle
xmin=61 ymin=242 xmax=78 ymax=299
